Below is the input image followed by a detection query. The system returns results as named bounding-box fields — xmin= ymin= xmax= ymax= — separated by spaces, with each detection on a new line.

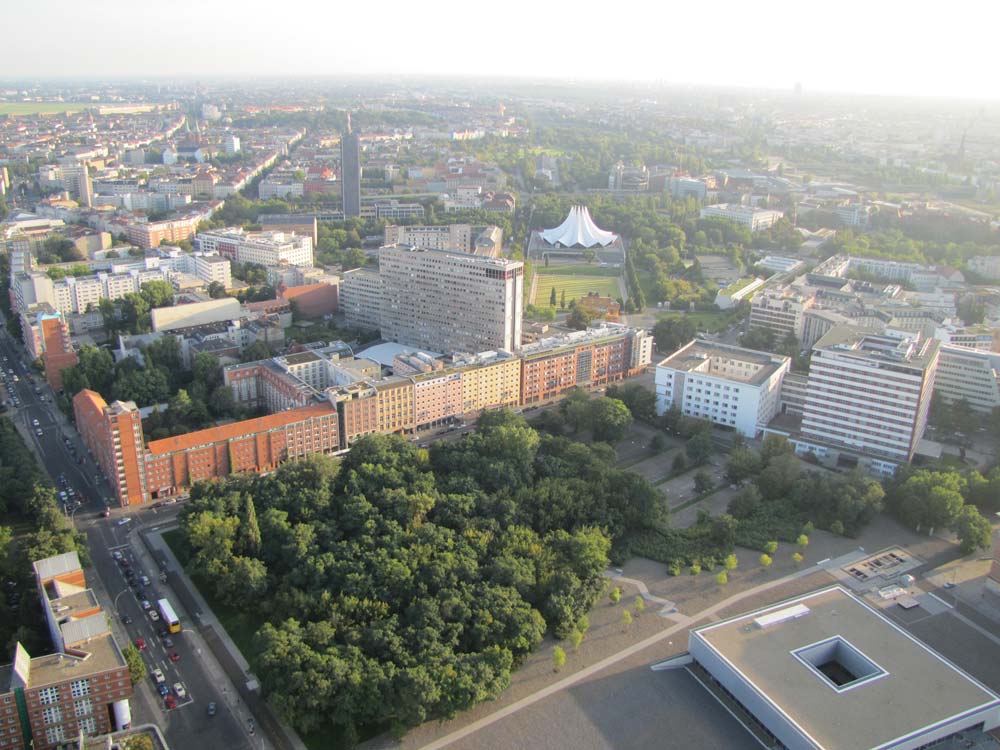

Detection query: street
xmin=0 ymin=326 xmax=263 ymax=750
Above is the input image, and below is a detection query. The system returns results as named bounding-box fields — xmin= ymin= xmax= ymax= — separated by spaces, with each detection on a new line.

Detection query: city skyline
xmin=4 ymin=0 xmax=1000 ymax=101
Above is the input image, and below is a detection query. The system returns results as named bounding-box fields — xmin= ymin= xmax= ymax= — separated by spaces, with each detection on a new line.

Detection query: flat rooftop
xmin=693 ymin=586 xmax=1000 ymax=750
xmin=813 ymin=326 xmax=940 ymax=369
xmin=658 ymin=339 xmax=788 ymax=386
xmin=27 ymin=634 xmax=127 ymax=689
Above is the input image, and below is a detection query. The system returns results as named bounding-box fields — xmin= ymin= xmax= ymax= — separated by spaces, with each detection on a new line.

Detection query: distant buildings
xmin=341 ymin=114 xmax=361 ymax=217
xmin=340 ymin=268 xmax=383 ymax=331
xmin=700 ymin=204 xmax=784 ymax=231
xmin=655 ymin=340 xmax=790 ymax=437
xmin=194 ymin=228 xmax=313 ymax=267
xmin=969 ymin=255 xmax=1000 ymax=281
xmin=0 ymin=551 xmax=134 ymax=750
xmin=608 ymin=162 xmax=649 ymax=192
xmin=933 ymin=345 xmax=1000 ymax=413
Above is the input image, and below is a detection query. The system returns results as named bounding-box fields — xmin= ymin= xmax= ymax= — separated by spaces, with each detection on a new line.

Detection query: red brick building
xmin=39 ymin=316 xmax=78 ymax=392
xmin=73 ymin=391 xmax=148 ymax=507
xmin=278 ymin=282 xmax=338 ymax=318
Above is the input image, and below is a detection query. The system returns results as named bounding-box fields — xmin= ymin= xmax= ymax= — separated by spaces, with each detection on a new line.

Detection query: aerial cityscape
xmin=1 ymin=5 xmax=1000 ymax=750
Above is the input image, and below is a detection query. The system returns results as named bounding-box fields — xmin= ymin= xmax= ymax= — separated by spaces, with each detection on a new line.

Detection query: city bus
xmin=157 ymin=598 xmax=181 ymax=634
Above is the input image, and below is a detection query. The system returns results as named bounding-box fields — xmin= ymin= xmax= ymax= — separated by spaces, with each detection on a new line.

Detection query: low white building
xmin=655 ymin=339 xmax=790 ymax=437
xmin=934 ymin=345 xmax=1000 ymax=413
xmin=689 ymin=586 xmax=1000 ymax=750
xmin=700 ymin=204 xmax=784 ymax=231
xmin=195 ymin=228 xmax=313 ymax=268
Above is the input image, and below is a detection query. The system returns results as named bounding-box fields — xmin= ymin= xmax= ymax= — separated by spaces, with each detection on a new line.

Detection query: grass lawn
xmin=534 ymin=273 xmax=621 ymax=307
xmin=541 ymin=264 xmax=621 ymax=277
xmin=0 ymin=102 xmax=94 ymax=115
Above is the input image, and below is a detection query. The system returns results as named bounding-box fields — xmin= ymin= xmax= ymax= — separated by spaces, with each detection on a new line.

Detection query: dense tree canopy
xmin=180 ymin=411 xmax=664 ymax=737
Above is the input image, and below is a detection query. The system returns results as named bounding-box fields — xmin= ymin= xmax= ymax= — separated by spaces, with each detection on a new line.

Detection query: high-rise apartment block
xmin=377 ymin=245 xmax=524 ymax=354
xmin=382 ymin=224 xmax=503 ymax=257
xmin=73 ymin=392 xmax=148 ymax=507
xmin=797 ymin=328 xmax=939 ymax=470
xmin=0 ymin=551 xmax=134 ymax=750
xmin=194 ymin=228 xmax=313 ymax=267
xmin=341 ymin=114 xmax=361 ymax=217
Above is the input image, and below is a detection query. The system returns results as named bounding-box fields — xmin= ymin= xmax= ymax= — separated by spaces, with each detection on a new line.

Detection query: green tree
xmin=207 ymin=281 xmax=228 ymax=298
xmin=567 ymin=306 xmax=597 ymax=330
xmin=763 ymin=541 xmax=778 ymax=554
xmin=609 ymin=586 xmax=622 ymax=604
xmin=550 ymin=287 xmax=557 ymax=306
xmin=590 ymin=397 xmax=633 ymax=443
xmin=651 ymin=315 xmax=696 ymax=353
xmin=693 ymin=469 xmax=714 ymax=495
xmin=605 ymin=383 xmax=657 ymax=423
xmin=685 ymin=429 xmax=713 ymax=466
xmin=890 ymin=470 xmax=966 ymax=531
xmin=621 ymin=610 xmax=633 ymax=629
xmin=759 ymin=554 xmax=773 ymax=568
xmin=553 ymin=646 xmax=567 ymax=671
xmin=792 ymin=552 xmax=804 ymax=565
xmin=671 ymin=452 xmax=688 ymax=473
xmin=560 ymin=289 xmax=566 ymax=309
xmin=634 ymin=596 xmax=646 ymax=617
xmin=725 ymin=446 xmax=762 ymax=485
xmin=796 ymin=534 xmax=809 ymax=549
xmin=724 ymin=553 xmax=738 ymax=570
xmin=568 ymin=629 xmax=583 ymax=651
xmin=715 ymin=571 xmax=728 ymax=585
xmin=123 ymin=644 xmax=147 ymax=684
xmin=951 ymin=505 xmax=992 ymax=554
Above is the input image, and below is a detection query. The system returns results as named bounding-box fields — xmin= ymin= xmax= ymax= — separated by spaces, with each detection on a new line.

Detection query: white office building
xmin=655 ymin=340 xmax=790 ymax=437
xmin=195 ymin=228 xmax=313 ymax=268
xmin=700 ymin=204 xmax=784 ymax=231
xmin=934 ymin=345 xmax=1000 ymax=413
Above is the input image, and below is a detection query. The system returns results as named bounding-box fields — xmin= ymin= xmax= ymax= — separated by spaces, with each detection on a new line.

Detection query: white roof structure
xmin=539 ymin=206 xmax=618 ymax=248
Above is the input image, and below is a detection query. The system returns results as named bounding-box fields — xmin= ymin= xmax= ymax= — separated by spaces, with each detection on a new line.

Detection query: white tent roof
xmin=539 ymin=206 xmax=618 ymax=248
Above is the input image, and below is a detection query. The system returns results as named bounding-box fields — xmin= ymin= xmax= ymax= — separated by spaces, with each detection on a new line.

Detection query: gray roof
xmin=32 ymin=551 xmax=81 ymax=582
xmin=60 ymin=612 xmax=110 ymax=648
xmin=692 ymin=586 xmax=1000 ymax=750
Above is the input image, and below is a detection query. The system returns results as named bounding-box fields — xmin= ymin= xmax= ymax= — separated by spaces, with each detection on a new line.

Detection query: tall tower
xmin=341 ymin=112 xmax=361 ymax=218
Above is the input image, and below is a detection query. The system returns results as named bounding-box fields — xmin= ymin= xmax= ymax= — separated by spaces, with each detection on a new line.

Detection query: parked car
xmin=158 ymin=683 xmax=170 ymax=697
xmin=164 ymin=694 xmax=177 ymax=709
xmin=121 ymin=615 xmax=132 ymax=625
xmin=173 ymin=683 xmax=187 ymax=699
xmin=117 ymin=517 xmax=131 ymax=526
xmin=151 ymin=668 xmax=165 ymax=684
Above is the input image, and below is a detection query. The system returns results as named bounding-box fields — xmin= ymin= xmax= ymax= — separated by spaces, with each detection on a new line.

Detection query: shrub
xmin=764 ymin=541 xmax=778 ymax=554
xmin=609 ymin=586 xmax=622 ymax=604
xmin=724 ymin=553 xmax=738 ymax=570
xmin=715 ymin=571 xmax=728 ymax=585
xmin=792 ymin=552 xmax=804 ymax=565
xmin=797 ymin=534 xmax=809 ymax=548
xmin=830 ymin=520 xmax=845 ymax=536
xmin=689 ymin=563 xmax=702 ymax=576
xmin=759 ymin=553 xmax=773 ymax=568
xmin=553 ymin=646 xmax=567 ymax=671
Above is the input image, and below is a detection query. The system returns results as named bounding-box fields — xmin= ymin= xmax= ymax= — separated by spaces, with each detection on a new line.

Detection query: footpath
xmin=139 ymin=523 xmax=307 ymax=750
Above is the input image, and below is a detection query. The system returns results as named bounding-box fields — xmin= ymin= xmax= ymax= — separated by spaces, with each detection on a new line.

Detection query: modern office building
xmin=341 ymin=114 xmax=361 ymax=217
xmin=194 ymin=228 xmax=313 ymax=268
xmin=699 ymin=204 xmax=784 ymax=231
xmin=749 ymin=287 xmax=815 ymax=339
xmin=689 ymin=586 xmax=1000 ymax=750
xmin=933 ymin=345 xmax=1000 ymax=413
xmin=378 ymin=244 xmax=524 ymax=354
xmin=150 ymin=298 xmax=242 ymax=332
xmin=795 ymin=327 xmax=939 ymax=470
xmin=655 ymin=339 xmax=790 ymax=437
xmin=0 ymin=551 xmax=134 ymax=750
xmin=257 ymin=213 xmax=319 ymax=245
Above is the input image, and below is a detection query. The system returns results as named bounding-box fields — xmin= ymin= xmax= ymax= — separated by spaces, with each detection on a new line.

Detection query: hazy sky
xmin=6 ymin=0 xmax=1000 ymax=100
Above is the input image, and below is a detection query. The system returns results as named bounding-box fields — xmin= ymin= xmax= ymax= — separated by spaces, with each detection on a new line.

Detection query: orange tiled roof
xmin=146 ymin=402 xmax=335 ymax=455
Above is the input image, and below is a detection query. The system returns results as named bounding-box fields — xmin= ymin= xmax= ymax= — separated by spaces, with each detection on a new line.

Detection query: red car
xmin=135 ymin=638 xmax=146 ymax=650
xmin=169 ymin=652 xmax=180 ymax=662
xmin=164 ymin=695 xmax=177 ymax=709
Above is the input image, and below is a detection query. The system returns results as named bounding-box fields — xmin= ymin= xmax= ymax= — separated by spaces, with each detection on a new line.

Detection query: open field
xmin=0 ymin=102 xmax=95 ymax=115
xmin=534 ymin=266 xmax=622 ymax=307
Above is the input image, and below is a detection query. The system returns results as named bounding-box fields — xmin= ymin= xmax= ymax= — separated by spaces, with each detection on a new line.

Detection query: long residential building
xmin=655 ymin=340 xmax=790 ymax=437
xmin=700 ymin=204 xmax=784 ymax=231
xmin=382 ymin=224 xmax=503 ymax=257
xmin=933 ymin=345 xmax=1000 ymax=413
xmin=194 ymin=228 xmax=313 ymax=267
xmin=76 ymin=324 xmax=652 ymax=503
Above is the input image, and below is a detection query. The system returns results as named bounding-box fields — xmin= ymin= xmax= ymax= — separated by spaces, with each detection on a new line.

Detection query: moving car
xmin=206 ymin=702 xmax=217 ymax=717
xmin=117 ymin=517 xmax=131 ymax=526
xmin=135 ymin=638 xmax=145 ymax=650
xmin=169 ymin=652 xmax=181 ymax=662
xmin=149 ymin=610 xmax=160 ymax=622
xmin=140 ymin=600 xmax=151 ymax=610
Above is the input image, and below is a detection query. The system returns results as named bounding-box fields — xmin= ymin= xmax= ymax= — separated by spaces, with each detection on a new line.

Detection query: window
xmin=46 ymin=726 xmax=66 ymax=744
xmin=70 ymin=679 xmax=90 ymax=698
xmin=37 ymin=686 xmax=60 ymax=705
xmin=42 ymin=705 xmax=62 ymax=725
xmin=793 ymin=637 xmax=886 ymax=692
xmin=74 ymin=699 xmax=92 ymax=717
xmin=78 ymin=716 xmax=97 ymax=735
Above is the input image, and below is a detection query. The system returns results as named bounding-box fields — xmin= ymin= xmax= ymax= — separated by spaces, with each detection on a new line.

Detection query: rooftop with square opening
xmin=688 ymin=586 xmax=1000 ymax=750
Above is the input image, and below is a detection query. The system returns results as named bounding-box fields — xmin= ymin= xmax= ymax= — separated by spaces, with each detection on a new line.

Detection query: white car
xmin=149 ymin=610 xmax=160 ymax=622
xmin=117 ymin=518 xmax=131 ymax=526
xmin=140 ymin=600 xmax=151 ymax=611
xmin=151 ymin=668 xmax=165 ymax=684
xmin=173 ymin=682 xmax=187 ymax=699
xmin=31 ymin=418 xmax=39 ymax=427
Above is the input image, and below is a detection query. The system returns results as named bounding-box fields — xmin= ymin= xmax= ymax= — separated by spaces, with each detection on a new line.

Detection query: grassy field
xmin=534 ymin=265 xmax=622 ymax=307
xmin=0 ymin=102 xmax=94 ymax=115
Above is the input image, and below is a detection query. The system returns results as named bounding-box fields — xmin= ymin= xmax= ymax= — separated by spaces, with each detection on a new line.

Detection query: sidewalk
xmin=141 ymin=523 xmax=306 ymax=750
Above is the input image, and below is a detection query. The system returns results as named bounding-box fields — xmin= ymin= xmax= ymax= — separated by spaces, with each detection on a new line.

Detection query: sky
xmin=5 ymin=0 xmax=1000 ymax=101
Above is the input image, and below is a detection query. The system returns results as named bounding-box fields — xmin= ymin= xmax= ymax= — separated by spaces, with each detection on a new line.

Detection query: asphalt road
xmin=0 ymin=327 xmax=259 ymax=750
